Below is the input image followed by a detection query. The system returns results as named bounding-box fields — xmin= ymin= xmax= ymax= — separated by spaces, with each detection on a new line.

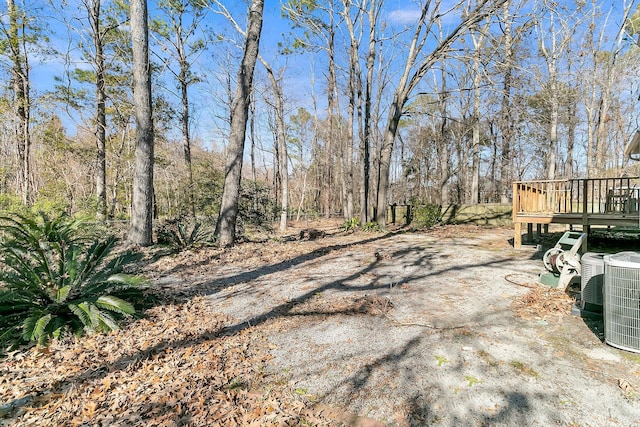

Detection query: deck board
xmin=512 ymin=177 xmax=640 ymax=248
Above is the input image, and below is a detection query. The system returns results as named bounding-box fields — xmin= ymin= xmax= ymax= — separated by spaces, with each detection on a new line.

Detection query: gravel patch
xmin=7 ymin=224 xmax=638 ymax=426
xmin=201 ymin=226 xmax=640 ymax=426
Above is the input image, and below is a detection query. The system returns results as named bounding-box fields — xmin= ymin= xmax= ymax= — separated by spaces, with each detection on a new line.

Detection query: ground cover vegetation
xmin=2 ymin=222 xmax=638 ymax=425
xmin=1 ymin=0 xmax=640 ymax=423
xmin=0 ymin=213 xmax=147 ymax=352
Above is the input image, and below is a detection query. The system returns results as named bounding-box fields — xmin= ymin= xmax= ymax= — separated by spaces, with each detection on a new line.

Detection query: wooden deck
xmin=512 ymin=177 xmax=640 ymax=248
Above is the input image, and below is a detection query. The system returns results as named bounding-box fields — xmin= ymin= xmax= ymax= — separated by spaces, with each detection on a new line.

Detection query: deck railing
xmin=513 ymin=177 xmax=640 ymax=217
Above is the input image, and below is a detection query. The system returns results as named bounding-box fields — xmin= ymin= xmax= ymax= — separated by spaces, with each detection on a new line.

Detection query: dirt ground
xmin=154 ymin=221 xmax=640 ymax=426
xmin=2 ymin=222 xmax=640 ymax=426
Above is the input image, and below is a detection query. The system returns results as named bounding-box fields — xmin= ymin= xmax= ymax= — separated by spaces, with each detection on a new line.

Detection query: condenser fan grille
xmin=604 ymin=252 xmax=640 ymax=353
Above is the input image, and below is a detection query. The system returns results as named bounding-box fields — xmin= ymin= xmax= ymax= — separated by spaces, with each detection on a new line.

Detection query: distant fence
xmin=387 ymin=203 xmax=513 ymax=226
xmin=440 ymin=204 xmax=512 ymax=226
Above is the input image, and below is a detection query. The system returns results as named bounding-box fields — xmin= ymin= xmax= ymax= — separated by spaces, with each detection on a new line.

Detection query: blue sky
xmin=19 ymin=0 xmax=640 ymax=154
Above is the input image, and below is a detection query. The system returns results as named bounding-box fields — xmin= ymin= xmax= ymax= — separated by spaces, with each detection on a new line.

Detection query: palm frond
xmin=0 ymin=290 xmax=38 ymax=313
xmin=21 ymin=312 xmax=52 ymax=343
xmin=56 ymin=285 xmax=71 ymax=303
xmin=74 ymin=238 xmax=116 ymax=285
xmin=1 ymin=213 xmax=146 ymax=350
xmin=96 ymin=311 xmax=119 ymax=332
xmin=68 ymin=303 xmax=93 ymax=331
xmin=80 ymin=302 xmax=100 ymax=329
xmin=95 ymin=295 xmax=135 ymax=316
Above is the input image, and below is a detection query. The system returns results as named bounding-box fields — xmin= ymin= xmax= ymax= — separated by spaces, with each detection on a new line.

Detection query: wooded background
xmin=1 ymin=0 xmax=639 ymax=239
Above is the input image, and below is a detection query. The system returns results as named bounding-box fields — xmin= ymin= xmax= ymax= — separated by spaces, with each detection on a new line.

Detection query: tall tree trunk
xmin=260 ymin=60 xmax=289 ymax=231
xmin=546 ymin=73 xmax=558 ymax=180
xmin=342 ymin=0 xmax=361 ymax=221
xmin=89 ymin=0 xmax=107 ymax=219
xmin=470 ymin=22 xmax=488 ymax=204
xmin=584 ymin=2 xmax=599 ymax=177
xmin=128 ymin=0 xmax=155 ymax=246
xmin=437 ymin=57 xmax=450 ymax=205
xmin=8 ymin=0 xmax=31 ymax=206
xmin=324 ymin=20 xmax=337 ymax=219
xmin=566 ymin=88 xmax=576 ymax=178
xmin=180 ymin=66 xmax=195 ymax=217
xmin=490 ymin=123 xmax=498 ymax=201
xmin=434 ymin=14 xmax=451 ymax=206
xmin=296 ymin=170 xmax=307 ymax=221
xmin=361 ymin=0 xmax=378 ymax=224
xmin=499 ymin=0 xmax=514 ymax=203
xmin=215 ymin=0 xmax=264 ymax=247
xmin=537 ymin=7 xmax=560 ymax=181
xmin=250 ymin=94 xmax=256 ymax=184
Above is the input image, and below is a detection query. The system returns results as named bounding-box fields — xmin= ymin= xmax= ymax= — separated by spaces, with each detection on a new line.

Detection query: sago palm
xmin=0 ymin=213 xmax=145 ymax=351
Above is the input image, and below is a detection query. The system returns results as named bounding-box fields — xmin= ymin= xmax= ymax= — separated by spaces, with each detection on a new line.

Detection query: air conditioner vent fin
xmin=604 ymin=252 xmax=640 ymax=353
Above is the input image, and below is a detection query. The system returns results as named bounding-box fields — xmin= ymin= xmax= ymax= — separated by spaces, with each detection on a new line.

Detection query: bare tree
xmin=50 ymin=0 xmax=131 ymax=219
xmin=361 ymin=0 xmax=383 ymax=222
xmin=214 ymin=0 xmax=264 ymax=247
xmin=535 ymin=1 xmax=573 ymax=180
xmin=151 ymin=0 xmax=209 ymax=217
xmin=260 ymin=59 xmax=289 ymax=231
xmin=5 ymin=0 xmax=32 ymax=205
xmin=498 ymin=0 xmax=516 ymax=202
xmin=128 ymin=0 xmax=155 ymax=246
xmin=282 ymin=0 xmax=340 ymax=218
xmin=435 ymin=53 xmax=451 ymax=205
xmin=375 ymin=0 xmax=505 ymax=224
xmin=218 ymin=3 xmax=290 ymax=232
xmin=340 ymin=0 xmax=363 ymax=221
xmin=85 ymin=0 xmax=108 ymax=219
xmin=469 ymin=18 xmax=491 ymax=204
xmin=288 ymin=107 xmax=313 ymax=220
xmin=589 ymin=0 xmax=635 ymax=175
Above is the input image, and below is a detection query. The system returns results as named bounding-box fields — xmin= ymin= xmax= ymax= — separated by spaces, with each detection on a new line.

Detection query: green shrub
xmin=156 ymin=217 xmax=213 ymax=250
xmin=339 ymin=218 xmax=360 ymax=232
xmin=0 ymin=194 xmax=29 ymax=217
xmin=412 ymin=204 xmax=442 ymax=229
xmin=361 ymin=221 xmax=384 ymax=233
xmin=238 ymin=180 xmax=276 ymax=231
xmin=192 ymin=160 xmax=224 ymax=218
xmin=31 ymin=196 xmax=70 ymax=218
xmin=0 ymin=213 xmax=145 ymax=352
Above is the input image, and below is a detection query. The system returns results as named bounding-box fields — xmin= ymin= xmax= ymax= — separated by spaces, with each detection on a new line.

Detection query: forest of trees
xmin=1 ymin=0 xmax=639 ymax=244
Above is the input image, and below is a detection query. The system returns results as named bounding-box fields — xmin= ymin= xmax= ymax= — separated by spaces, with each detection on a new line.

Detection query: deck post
xmin=581 ymin=179 xmax=588 ymax=228
xmin=513 ymin=177 xmax=640 ymax=247
xmin=582 ymin=179 xmax=589 ymax=251
xmin=512 ymin=182 xmax=520 ymax=248
xmin=527 ymin=223 xmax=533 ymax=242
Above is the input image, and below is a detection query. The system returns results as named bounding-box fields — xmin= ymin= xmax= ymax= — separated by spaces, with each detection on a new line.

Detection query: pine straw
xmin=511 ymin=285 xmax=576 ymax=321
xmin=143 ymin=232 xmax=368 ymax=281
xmin=288 ymin=294 xmax=394 ymax=317
xmin=0 ymin=297 xmax=343 ymax=426
xmin=0 ymin=225 xmax=529 ymax=426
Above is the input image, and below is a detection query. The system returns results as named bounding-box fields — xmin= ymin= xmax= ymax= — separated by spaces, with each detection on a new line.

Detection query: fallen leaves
xmin=289 ymin=294 xmax=394 ymax=317
xmin=512 ymin=285 xmax=575 ymax=320
xmin=0 ymin=296 xmax=341 ymax=426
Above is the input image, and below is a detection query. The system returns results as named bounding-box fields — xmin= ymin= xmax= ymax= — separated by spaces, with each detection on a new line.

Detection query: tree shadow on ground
xmin=4 ymin=228 xmax=545 ymax=424
xmin=152 ymin=230 xmax=409 ymax=303
xmin=299 ymin=309 xmax=551 ymax=425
